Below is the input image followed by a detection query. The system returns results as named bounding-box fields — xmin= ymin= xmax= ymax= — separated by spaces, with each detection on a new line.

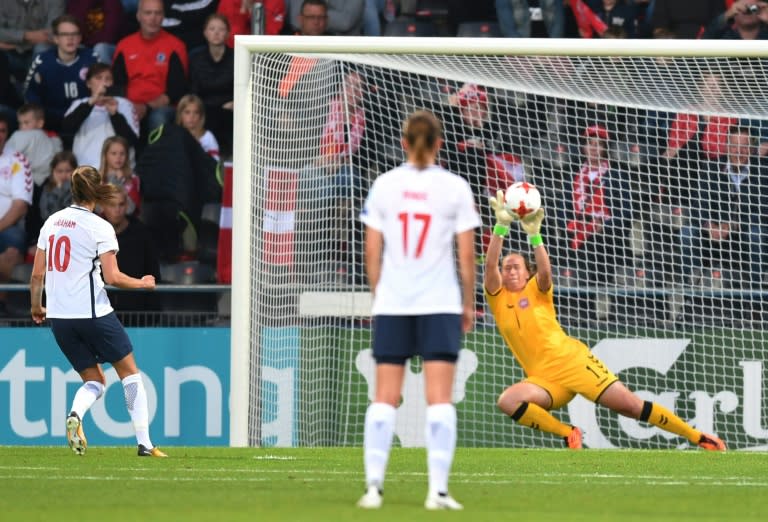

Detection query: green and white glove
xmin=520 ymin=208 xmax=545 ymax=247
xmin=489 ymin=189 xmax=514 ymax=236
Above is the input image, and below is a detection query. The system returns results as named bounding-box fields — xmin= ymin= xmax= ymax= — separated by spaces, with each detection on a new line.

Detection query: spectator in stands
xmin=561 ymin=124 xmax=631 ymax=283
xmin=704 ymin=0 xmax=768 ymax=39
xmin=495 ymin=0 xmax=564 ymax=38
xmin=161 ymin=0 xmax=219 ymax=52
xmin=62 ymin=62 xmax=139 ymax=167
xmin=5 ymin=103 xmax=63 ymax=252
xmin=176 ymin=94 xmax=221 ymax=162
xmin=288 ymin=0 xmax=364 ymax=35
xmin=587 ymin=0 xmax=638 ymax=37
xmin=112 ymin=0 xmax=188 ymax=134
xmin=651 ymin=0 xmax=724 ymax=39
xmin=66 ymin=0 xmax=126 ymax=64
xmin=23 ymin=15 xmax=98 ymax=133
xmin=189 ymin=13 xmax=234 ymax=159
xmin=288 ymin=0 xmax=330 ymax=35
xmin=0 ymin=1 xmax=64 ymax=96
xmin=682 ymin=126 xmax=768 ymax=287
xmin=217 ymin=0 xmax=286 ymax=44
xmin=6 ymin=103 xmax=63 ymax=188
xmin=0 ymin=114 xmax=33 ymax=305
xmin=101 ymin=184 xmax=161 ymax=312
xmin=100 ymin=135 xmax=141 ymax=216
xmin=39 ymin=150 xmax=75 ymax=221
xmin=135 ymin=122 xmax=221 ymax=261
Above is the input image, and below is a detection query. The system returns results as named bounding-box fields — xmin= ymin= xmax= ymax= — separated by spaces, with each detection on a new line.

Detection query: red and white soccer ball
xmin=505 ymin=181 xmax=541 ymax=219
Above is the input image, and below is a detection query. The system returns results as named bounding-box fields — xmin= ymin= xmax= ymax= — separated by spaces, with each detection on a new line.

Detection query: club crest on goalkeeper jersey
xmin=485 ymin=277 xmax=589 ymax=376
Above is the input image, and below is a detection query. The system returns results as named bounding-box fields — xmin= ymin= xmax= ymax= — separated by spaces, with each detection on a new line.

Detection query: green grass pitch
xmin=1 ymin=447 xmax=765 ymax=521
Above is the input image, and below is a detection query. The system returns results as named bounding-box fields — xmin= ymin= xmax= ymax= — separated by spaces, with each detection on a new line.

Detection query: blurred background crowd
xmin=1 ymin=0 xmax=766 ymax=322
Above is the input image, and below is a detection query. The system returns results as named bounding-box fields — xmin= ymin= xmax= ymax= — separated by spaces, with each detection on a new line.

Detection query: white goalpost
xmin=231 ymin=36 xmax=768 ymax=449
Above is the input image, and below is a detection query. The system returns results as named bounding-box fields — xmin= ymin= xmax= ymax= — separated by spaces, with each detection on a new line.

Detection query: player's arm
xmin=484 ymin=233 xmax=503 ymax=294
xmin=456 ymin=228 xmax=475 ymax=333
xmin=519 ymin=209 xmax=551 ymax=292
xmin=100 ymin=251 xmax=156 ymax=289
xmin=484 ymin=190 xmax=512 ymax=294
xmin=30 ymin=248 xmax=47 ymax=324
xmin=364 ymin=226 xmax=383 ymax=297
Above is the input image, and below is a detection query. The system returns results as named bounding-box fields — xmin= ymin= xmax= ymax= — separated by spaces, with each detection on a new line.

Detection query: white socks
xmin=70 ymin=380 xmax=104 ymax=419
xmin=363 ymin=402 xmax=396 ymax=490
xmin=122 ymin=373 xmax=153 ymax=448
xmin=425 ymin=403 xmax=457 ymax=496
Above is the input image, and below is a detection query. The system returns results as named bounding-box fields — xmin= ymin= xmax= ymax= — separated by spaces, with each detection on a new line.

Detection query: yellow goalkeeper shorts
xmin=524 ymin=348 xmax=619 ymax=410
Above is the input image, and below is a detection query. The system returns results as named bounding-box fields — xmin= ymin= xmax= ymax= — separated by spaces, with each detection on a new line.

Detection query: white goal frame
xmin=230 ymin=35 xmax=768 ymax=447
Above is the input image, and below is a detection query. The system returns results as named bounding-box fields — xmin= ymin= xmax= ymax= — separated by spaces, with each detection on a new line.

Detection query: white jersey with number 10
xmin=37 ymin=205 xmax=119 ymax=319
xmin=360 ymin=162 xmax=481 ymax=316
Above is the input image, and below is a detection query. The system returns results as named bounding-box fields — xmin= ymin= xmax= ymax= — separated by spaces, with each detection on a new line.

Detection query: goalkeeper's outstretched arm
xmin=520 ymin=209 xmax=552 ymax=292
xmin=484 ymin=190 xmax=509 ymax=294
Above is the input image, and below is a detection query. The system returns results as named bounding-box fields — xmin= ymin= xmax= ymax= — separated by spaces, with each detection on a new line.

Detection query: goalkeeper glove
xmin=489 ymin=189 xmax=515 ymax=236
xmin=520 ymin=208 xmax=545 ymax=247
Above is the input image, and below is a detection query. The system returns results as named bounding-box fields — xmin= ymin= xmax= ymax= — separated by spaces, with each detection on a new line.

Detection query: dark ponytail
xmin=71 ymin=165 xmax=119 ymax=206
xmin=403 ymin=110 xmax=442 ymax=169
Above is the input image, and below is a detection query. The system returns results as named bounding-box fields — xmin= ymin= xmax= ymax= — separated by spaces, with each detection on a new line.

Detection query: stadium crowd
xmin=1 ymin=0 xmax=767 ymax=318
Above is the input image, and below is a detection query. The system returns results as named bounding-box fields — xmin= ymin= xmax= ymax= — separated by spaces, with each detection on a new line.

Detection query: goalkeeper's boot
xmin=66 ymin=412 xmax=87 ymax=456
xmin=565 ymin=426 xmax=583 ymax=450
xmin=424 ymin=491 xmax=463 ymax=510
xmin=698 ymin=433 xmax=726 ymax=451
xmin=138 ymin=444 xmax=168 ymax=457
xmin=357 ymin=485 xmax=383 ymax=509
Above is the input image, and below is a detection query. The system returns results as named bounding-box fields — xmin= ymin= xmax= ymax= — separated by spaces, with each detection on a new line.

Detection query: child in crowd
xmin=39 ymin=151 xmax=77 ymax=221
xmin=99 ymin=136 xmax=141 ymax=215
xmin=176 ymin=94 xmax=220 ymax=161
xmin=6 ymin=103 xmax=63 ymax=187
xmin=62 ymin=62 xmax=139 ymax=169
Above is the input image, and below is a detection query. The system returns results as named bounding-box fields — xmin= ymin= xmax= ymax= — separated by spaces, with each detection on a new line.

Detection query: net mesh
xmin=243 ymin=50 xmax=768 ymax=449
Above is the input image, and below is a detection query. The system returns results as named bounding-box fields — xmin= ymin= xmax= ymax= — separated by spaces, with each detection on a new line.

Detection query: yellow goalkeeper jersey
xmin=485 ymin=277 xmax=589 ymax=376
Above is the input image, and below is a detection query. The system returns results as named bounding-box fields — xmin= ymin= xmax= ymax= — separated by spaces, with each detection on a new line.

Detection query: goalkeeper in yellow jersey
xmin=483 ymin=191 xmax=726 ymax=451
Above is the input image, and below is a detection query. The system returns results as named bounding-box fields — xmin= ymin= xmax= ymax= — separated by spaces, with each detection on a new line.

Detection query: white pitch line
xmin=0 ymin=465 xmax=760 ymax=483
xmin=1 ymin=472 xmax=767 ymax=487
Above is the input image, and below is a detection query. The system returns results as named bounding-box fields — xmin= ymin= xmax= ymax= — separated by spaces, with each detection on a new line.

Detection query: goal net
xmin=231 ymin=37 xmax=768 ymax=450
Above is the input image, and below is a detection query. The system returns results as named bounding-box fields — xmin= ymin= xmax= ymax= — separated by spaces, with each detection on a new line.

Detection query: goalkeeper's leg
xmin=599 ymin=381 xmax=726 ymax=450
xmin=499 ymin=382 xmax=578 ymax=446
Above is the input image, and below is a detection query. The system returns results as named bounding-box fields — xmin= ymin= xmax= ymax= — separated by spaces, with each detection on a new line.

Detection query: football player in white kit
xmin=357 ymin=110 xmax=481 ymax=510
xmin=30 ymin=166 xmax=167 ymax=457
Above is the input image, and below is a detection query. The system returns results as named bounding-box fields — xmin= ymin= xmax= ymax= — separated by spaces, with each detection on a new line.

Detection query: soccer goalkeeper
xmin=483 ymin=191 xmax=726 ymax=450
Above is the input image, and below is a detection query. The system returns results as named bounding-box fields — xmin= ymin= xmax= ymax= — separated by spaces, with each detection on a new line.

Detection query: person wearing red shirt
xmin=112 ymin=0 xmax=188 ymax=135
